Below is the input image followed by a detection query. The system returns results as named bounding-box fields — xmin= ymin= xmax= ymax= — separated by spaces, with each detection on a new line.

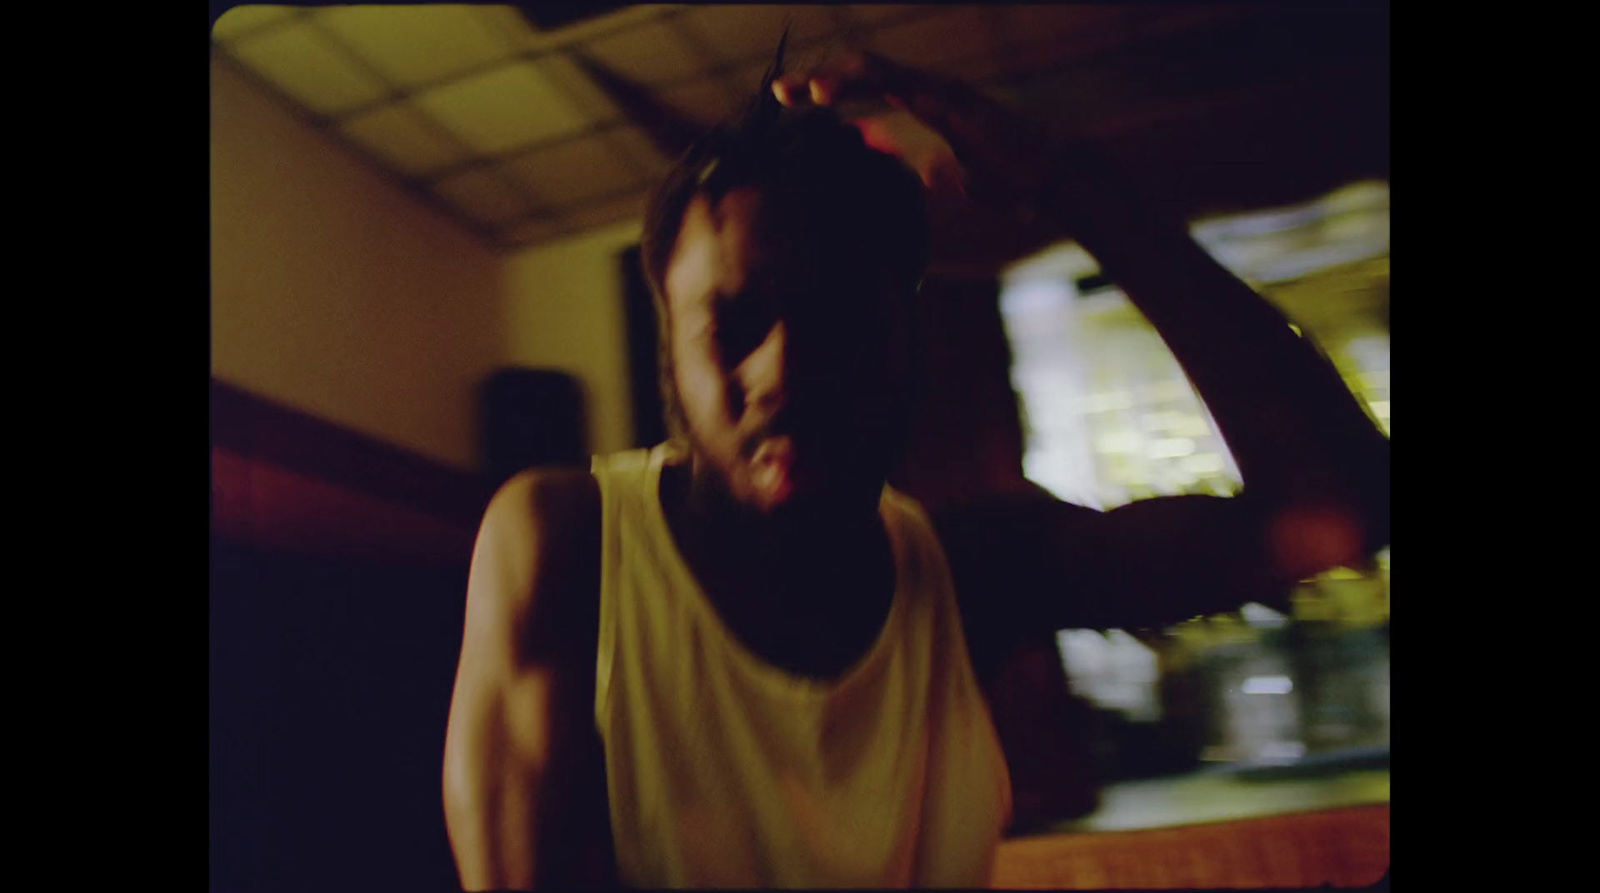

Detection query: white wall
xmin=211 ymin=52 xmax=507 ymax=472
xmin=501 ymin=220 xmax=642 ymax=455
xmin=212 ymin=51 xmax=649 ymax=469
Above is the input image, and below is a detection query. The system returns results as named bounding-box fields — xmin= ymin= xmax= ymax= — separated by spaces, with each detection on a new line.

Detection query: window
xmin=1001 ymin=181 xmax=1391 ymax=770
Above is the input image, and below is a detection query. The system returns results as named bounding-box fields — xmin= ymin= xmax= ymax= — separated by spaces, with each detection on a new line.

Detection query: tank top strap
xmin=591 ymin=446 xmax=653 ymax=726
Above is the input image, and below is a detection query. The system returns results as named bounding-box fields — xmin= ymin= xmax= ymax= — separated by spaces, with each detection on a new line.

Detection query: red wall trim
xmin=211 ymin=378 xmax=493 ymax=527
xmin=210 ymin=379 xmax=493 ymax=563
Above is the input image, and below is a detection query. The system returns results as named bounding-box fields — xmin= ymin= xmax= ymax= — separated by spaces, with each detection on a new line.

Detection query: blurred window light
xmin=1241 ymin=602 xmax=1290 ymax=629
xmin=1146 ymin=437 xmax=1196 ymax=459
xmin=1258 ymin=741 xmax=1307 ymax=763
xmin=1056 ymin=629 xmax=1163 ymax=723
xmin=1095 ymin=430 xmax=1142 ymax=454
xmin=1001 ymin=180 xmax=1390 ymax=510
xmin=1241 ymin=675 xmax=1295 ymax=695
xmin=1182 ymin=453 xmax=1226 ymax=475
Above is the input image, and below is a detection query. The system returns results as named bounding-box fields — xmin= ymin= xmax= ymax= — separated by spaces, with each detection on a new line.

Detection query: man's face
xmin=663 ymin=187 xmax=910 ymax=517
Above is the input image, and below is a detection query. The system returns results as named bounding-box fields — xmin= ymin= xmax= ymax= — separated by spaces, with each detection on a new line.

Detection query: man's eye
xmin=714 ymin=301 xmax=775 ymax=365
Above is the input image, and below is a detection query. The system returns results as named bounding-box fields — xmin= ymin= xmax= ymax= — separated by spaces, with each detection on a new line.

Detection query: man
xmin=442 ymin=49 xmax=1390 ymax=890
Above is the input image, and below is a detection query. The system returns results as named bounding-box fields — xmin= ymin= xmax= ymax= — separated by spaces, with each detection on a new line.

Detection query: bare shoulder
xmin=446 ymin=468 xmax=609 ymax=888
xmin=480 ymin=467 xmax=600 ymax=543
xmin=466 ymin=467 xmax=601 ymax=667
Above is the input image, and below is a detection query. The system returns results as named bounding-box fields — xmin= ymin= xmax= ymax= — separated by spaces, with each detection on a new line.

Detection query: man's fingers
xmin=772 ymin=77 xmax=806 ymax=106
xmin=771 ymin=52 xmax=1019 ymax=160
xmin=773 ymin=74 xmax=894 ymax=113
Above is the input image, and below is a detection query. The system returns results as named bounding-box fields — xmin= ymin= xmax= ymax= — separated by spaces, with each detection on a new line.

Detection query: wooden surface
xmin=991 ymin=803 xmax=1389 ymax=889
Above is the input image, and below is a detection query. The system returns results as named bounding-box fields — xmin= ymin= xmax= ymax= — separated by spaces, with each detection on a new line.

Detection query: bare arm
xmin=782 ymin=55 xmax=1389 ymax=632
xmin=1046 ymin=145 xmax=1389 ymax=567
xmin=442 ymin=470 xmax=607 ymax=890
xmin=979 ymin=144 xmax=1389 ymax=630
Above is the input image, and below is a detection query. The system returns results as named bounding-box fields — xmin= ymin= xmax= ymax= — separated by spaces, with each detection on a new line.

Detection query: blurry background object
xmin=480 ymin=367 xmax=590 ymax=490
xmin=212 ymin=4 xmax=1388 ymax=890
xmin=1000 ymin=180 xmax=1389 ymax=779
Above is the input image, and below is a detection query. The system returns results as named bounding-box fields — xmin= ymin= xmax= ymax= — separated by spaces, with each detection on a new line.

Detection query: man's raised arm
xmin=1019 ymin=142 xmax=1390 ymax=627
xmin=945 ymin=151 xmax=1390 ymax=634
xmin=776 ymin=53 xmax=1389 ymax=632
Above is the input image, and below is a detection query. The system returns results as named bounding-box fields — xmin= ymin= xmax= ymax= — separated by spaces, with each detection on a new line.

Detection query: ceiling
xmin=210 ymin=3 xmax=1389 ymax=255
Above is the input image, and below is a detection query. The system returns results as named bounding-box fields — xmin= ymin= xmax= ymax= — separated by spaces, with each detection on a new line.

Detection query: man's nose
xmin=738 ymin=320 xmax=790 ymax=415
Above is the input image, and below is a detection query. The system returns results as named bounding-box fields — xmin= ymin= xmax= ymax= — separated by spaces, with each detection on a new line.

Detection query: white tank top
xmin=592 ymin=444 xmax=1011 ymax=887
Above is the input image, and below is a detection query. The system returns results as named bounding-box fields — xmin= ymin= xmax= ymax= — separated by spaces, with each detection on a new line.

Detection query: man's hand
xmin=773 ymin=51 xmax=1071 ymax=239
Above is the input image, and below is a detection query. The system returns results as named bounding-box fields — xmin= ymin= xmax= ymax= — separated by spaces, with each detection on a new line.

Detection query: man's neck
xmin=676 ymin=457 xmax=882 ymax=562
xmin=659 ymin=457 xmax=896 ymax=678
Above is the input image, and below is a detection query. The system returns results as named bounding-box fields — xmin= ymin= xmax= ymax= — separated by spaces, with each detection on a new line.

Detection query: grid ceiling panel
xmin=503 ymin=133 xmax=648 ymax=208
xmin=411 ymin=61 xmax=593 ymax=154
xmin=336 ymin=103 xmax=471 ymax=176
xmin=579 ymin=18 xmax=710 ymax=85
xmin=212 ymin=5 xmax=302 ymax=42
xmin=676 ymin=5 xmax=842 ymax=65
xmin=560 ymin=190 xmax=651 ymax=233
xmin=227 ymin=18 xmax=392 ymax=116
xmin=531 ymin=52 xmax=628 ymax=123
xmin=656 ymin=76 xmax=737 ymax=126
xmin=433 ymin=167 xmax=541 ymax=226
xmin=212 ymin=4 xmax=1382 ymax=251
xmin=505 ymin=5 xmax=683 ymax=54
xmin=457 ymin=4 xmax=557 ymax=55
xmin=867 ymin=7 xmax=1001 ymax=72
xmin=502 ymin=217 xmax=572 ymax=247
xmin=604 ymin=126 xmax=677 ymax=180
xmin=311 ymin=5 xmax=519 ymax=89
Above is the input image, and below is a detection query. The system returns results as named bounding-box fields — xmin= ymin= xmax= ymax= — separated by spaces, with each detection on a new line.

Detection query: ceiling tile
xmin=335 ymin=102 xmax=470 ymax=177
xmin=311 ymin=5 xmax=518 ymax=89
xmin=676 ymin=5 xmax=842 ymax=66
xmin=412 ymin=61 xmax=592 ymax=155
xmin=579 ymin=18 xmax=709 ymax=85
xmin=501 ymin=217 xmax=571 ymax=248
xmin=501 ymin=4 xmax=681 ymax=53
xmin=558 ymin=190 xmax=650 ymax=233
xmin=657 ymin=75 xmax=737 ymax=125
xmin=433 ymin=167 xmax=540 ymax=225
xmin=993 ymin=5 xmax=1140 ymax=58
xmin=533 ymin=52 xmax=626 ymax=123
xmin=464 ymin=5 xmax=547 ymax=54
xmin=212 ymin=5 xmax=301 ymax=43
xmin=867 ymin=7 xmax=999 ymax=72
xmin=604 ymin=126 xmax=678 ymax=180
xmin=225 ymin=18 xmax=392 ymax=116
xmin=503 ymin=134 xmax=646 ymax=208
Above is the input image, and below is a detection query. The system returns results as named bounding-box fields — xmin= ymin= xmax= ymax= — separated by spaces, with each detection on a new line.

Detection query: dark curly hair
xmin=639 ymin=35 xmax=931 ymax=447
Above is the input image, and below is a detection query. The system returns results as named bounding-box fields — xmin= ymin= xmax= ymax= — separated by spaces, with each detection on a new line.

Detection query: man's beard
xmin=687 ymin=422 xmax=905 ymax=529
